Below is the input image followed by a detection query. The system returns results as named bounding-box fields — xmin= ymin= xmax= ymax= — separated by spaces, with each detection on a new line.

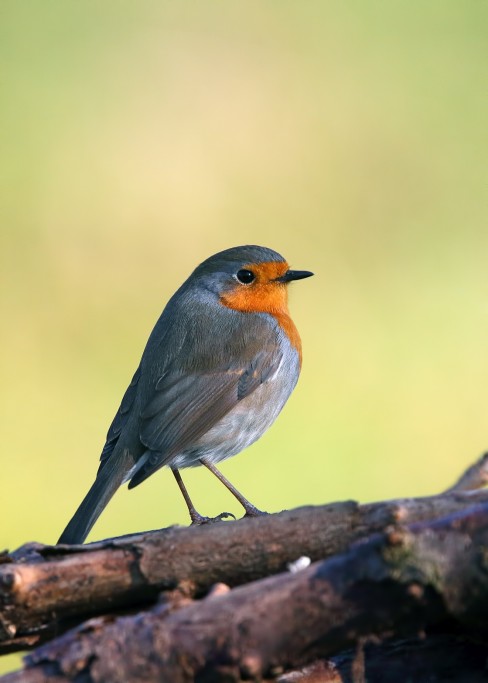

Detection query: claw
xmin=190 ymin=510 xmax=236 ymax=525
xmin=243 ymin=505 xmax=268 ymax=519
xmin=214 ymin=511 xmax=236 ymax=522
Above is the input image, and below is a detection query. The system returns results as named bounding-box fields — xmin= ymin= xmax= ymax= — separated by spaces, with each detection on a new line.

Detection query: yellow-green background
xmin=1 ymin=1 xmax=486 ymax=674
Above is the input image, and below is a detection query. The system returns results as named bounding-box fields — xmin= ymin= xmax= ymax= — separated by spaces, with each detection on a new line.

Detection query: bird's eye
xmin=236 ymin=269 xmax=255 ymax=284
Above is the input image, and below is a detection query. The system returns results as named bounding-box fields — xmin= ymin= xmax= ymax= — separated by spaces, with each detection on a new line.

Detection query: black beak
xmin=276 ymin=269 xmax=314 ymax=283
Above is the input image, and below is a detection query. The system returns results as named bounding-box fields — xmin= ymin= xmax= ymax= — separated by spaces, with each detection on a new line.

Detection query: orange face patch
xmin=220 ymin=261 xmax=302 ymax=362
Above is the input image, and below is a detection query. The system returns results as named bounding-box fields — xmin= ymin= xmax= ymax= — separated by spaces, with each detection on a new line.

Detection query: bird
xmin=58 ymin=245 xmax=313 ymax=544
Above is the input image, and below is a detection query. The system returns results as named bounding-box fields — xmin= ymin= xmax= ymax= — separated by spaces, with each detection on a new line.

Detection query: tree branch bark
xmin=2 ymin=489 xmax=488 ymax=654
xmin=3 ymin=500 xmax=488 ymax=683
xmin=1 ymin=455 xmax=487 ymax=680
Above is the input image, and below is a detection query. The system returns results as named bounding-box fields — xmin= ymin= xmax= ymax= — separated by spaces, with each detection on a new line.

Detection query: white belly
xmin=171 ymin=346 xmax=300 ymax=468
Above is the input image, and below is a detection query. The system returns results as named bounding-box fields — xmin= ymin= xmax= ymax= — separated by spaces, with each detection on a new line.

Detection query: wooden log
xmin=3 ymin=501 xmax=488 ymax=682
xmin=1 ymin=488 xmax=487 ymax=653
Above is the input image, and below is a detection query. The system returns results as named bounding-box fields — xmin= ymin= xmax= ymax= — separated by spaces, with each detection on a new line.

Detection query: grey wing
xmin=98 ymin=366 xmax=141 ymax=473
xmin=128 ymin=347 xmax=282 ymax=488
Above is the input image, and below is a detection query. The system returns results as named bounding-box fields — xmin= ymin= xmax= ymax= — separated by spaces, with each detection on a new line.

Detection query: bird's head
xmin=192 ymin=245 xmax=313 ymax=317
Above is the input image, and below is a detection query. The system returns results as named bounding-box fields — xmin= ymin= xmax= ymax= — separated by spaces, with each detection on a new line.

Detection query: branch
xmin=445 ymin=451 xmax=488 ymax=492
xmin=2 ymin=488 xmax=487 ymax=653
xmin=3 ymin=501 xmax=488 ymax=683
xmin=277 ymin=634 xmax=488 ymax=683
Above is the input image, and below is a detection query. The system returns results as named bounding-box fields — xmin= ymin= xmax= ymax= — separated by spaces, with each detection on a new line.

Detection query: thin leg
xmin=200 ymin=458 xmax=267 ymax=518
xmin=171 ymin=468 xmax=235 ymax=525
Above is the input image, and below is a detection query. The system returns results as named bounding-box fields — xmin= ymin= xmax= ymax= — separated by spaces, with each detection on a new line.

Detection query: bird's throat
xmin=220 ymin=272 xmax=302 ymax=365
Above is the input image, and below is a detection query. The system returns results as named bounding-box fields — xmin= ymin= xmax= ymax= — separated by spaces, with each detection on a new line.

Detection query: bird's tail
xmin=57 ymin=449 xmax=134 ymax=545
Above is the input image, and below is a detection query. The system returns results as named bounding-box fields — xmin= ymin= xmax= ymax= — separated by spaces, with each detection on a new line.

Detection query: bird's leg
xmin=171 ymin=468 xmax=235 ymax=525
xmin=199 ymin=458 xmax=267 ymax=518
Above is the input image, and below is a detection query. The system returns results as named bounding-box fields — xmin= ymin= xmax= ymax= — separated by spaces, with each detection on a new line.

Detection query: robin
xmin=58 ymin=245 xmax=313 ymax=544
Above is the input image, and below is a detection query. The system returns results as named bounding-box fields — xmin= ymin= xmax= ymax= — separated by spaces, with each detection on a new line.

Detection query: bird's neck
xmin=220 ymin=287 xmax=302 ymax=365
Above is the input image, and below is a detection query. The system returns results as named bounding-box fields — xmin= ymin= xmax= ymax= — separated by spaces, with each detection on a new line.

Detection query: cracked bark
xmin=2 ymin=489 xmax=488 ymax=653
xmin=2 ymin=501 xmax=488 ymax=682
xmin=0 ymin=454 xmax=487 ymax=681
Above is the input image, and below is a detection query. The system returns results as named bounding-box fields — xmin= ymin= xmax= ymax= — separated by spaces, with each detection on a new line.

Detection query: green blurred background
xmin=0 ymin=1 xmax=487 ymax=673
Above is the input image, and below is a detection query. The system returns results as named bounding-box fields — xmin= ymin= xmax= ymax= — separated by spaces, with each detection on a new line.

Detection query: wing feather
xmin=98 ymin=367 xmax=141 ymax=472
xmin=129 ymin=345 xmax=282 ymax=487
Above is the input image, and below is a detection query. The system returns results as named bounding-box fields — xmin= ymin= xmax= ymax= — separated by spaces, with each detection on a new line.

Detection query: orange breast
xmin=220 ymin=261 xmax=303 ymax=365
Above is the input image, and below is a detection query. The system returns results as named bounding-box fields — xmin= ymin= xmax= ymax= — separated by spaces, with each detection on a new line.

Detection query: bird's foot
xmin=190 ymin=510 xmax=236 ymax=525
xmin=242 ymin=504 xmax=268 ymax=518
